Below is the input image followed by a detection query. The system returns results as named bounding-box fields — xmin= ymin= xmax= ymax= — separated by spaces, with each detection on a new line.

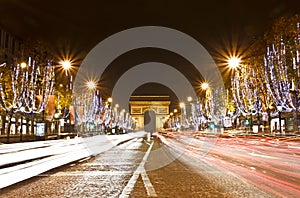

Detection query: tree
xmin=249 ymin=54 xmax=274 ymax=133
xmin=73 ymin=90 xmax=104 ymax=133
xmin=231 ymin=62 xmax=257 ymax=130
xmin=0 ymin=58 xmax=55 ymax=140
xmin=233 ymin=14 xmax=300 ymax=134
xmin=263 ymin=14 xmax=300 ymax=133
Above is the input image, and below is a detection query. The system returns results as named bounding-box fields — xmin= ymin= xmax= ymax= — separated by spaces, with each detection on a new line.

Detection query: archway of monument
xmin=131 ymin=82 xmax=180 ymax=112
xmin=129 ymin=95 xmax=170 ymax=132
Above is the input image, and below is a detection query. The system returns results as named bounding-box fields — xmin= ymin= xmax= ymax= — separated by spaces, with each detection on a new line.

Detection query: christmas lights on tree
xmin=0 ymin=57 xmax=55 ymax=136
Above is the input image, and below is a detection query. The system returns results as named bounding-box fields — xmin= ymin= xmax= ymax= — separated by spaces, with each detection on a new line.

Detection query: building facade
xmin=0 ymin=28 xmax=22 ymax=64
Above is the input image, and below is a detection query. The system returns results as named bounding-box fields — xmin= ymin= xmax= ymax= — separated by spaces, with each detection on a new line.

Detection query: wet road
xmin=132 ymin=135 xmax=272 ymax=198
xmin=0 ymin=134 xmax=280 ymax=198
xmin=153 ymin=132 xmax=300 ymax=198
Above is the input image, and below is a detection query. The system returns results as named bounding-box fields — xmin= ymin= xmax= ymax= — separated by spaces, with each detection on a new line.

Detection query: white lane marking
xmin=78 ymin=156 xmax=92 ymax=162
xmin=141 ymin=170 xmax=157 ymax=196
xmin=119 ymin=140 xmax=157 ymax=198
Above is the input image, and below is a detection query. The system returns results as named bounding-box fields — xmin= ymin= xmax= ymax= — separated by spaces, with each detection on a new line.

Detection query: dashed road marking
xmin=119 ymin=140 xmax=157 ymax=197
xmin=141 ymin=170 xmax=157 ymax=196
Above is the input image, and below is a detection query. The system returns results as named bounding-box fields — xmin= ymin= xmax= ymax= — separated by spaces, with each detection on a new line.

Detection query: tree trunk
xmin=1 ymin=115 xmax=5 ymax=135
xmin=6 ymin=114 xmax=12 ymax=143
xmin=267 ymin=109 xmax=272 ymax=135
xmin=26 ymin=117 xmax=30 ymax=135
xmin=293 ymin=109 xmax=298 ymax=133
xmin=257 ymin=112 xmax=261 ymax=133
xmin=20 ymin=116 xmax=23 ymax=142
xmin=250 ymin=114 xmax=253 ymax=132
xmin=31 ymin=116 xmax=35 ymax=136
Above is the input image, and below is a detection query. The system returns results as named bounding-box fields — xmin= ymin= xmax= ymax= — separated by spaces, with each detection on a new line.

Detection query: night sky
xmin=1 ymin=0 xmax=299 ymax=50
xmin=1 ymin=0 xmax=300 ymax=107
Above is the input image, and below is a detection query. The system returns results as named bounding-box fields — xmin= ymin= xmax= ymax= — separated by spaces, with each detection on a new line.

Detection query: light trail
xmin=158 ymin=133 xmax=300 ymax=198
xmin=0 ymin=132 xmax=147 ymax=189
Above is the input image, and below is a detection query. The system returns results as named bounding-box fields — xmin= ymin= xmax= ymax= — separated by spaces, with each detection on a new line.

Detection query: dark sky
xmin=0 ymin=0 xmax=299 ymax=108
xmin=1 ymin=0 xmax=299 ymax=52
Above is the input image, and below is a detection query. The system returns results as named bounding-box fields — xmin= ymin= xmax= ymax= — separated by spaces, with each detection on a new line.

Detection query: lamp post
xmin=201 ymin=83 xmax=210 ymax=105
xmin=228 ymin=57 xmax=240 ymax=129
xmin=114 ymin=104 xmax=119 ymax=133
xmin=179 ymin=102 xmax=185 ymax=130
xmin=201 ymin=82 xmax=210 ymax=125
xmin=107 ymin=97 xmax=113 ymax=131
xmin=87 ymin=80 xmax=97 ymax=132
xmin=173 ymin=109 xmax=178 ymax=131
xmin=170 ymin=112 xmax=174 ymax=129
xmin=54 ymin=59 xmax=73 ymax=137
xmin=290 ymin=79 xmax=298 ymax=133
xmin=187 ymin=96 xmax=193 ymax=128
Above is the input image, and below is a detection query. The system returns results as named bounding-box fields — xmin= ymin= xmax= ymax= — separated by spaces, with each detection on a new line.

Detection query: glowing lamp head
xmin=61 ymin=60 xmax=72 ymax=70
xmin=86 ymin=81 xmax=96 ymax=90
xmin=228 ymin=57 xmax=241 ymax=69
xmin=201 ymin=82 xmax=209 ymax=90
xmin=20 ymin=62 xmax=27 ymax=68
xmin=179 ymin=102 xmax=185 ymax=108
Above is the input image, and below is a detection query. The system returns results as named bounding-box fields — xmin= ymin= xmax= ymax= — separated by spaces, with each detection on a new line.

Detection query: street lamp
xmin=17 ymin=62 xmax=27 ymax=141
xmin=173 ymin=109 xmax=178 ymax=130
xmin=60 ymin=59 xmax=73 ymax=77
xmin=186 ymin=96 xmax=193 ymax=128
xmin=107 ymin=97 xmax=113 ymax=131
xmin=179 ymin=102 xmax=185 ymax=128
xmin=227 ymin=57 xmax=241 ymax=85
xmin=201 ymin=82 xmax=211 ymax=128
xmin=228 ymin=57 xmax=243 ymax=130
xmin=54 ymin=60 xmax=75 ymax=137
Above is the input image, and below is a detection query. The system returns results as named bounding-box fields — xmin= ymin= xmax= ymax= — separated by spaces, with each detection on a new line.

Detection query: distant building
xmin=0 ymin=27 xmax=22 ymax=64
xmin=129 ymin=95 xmax=170 ymax=132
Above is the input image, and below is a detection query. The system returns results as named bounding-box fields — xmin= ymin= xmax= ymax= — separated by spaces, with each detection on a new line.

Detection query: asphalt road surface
xmin=1 ymin=133 xmax=297 ymax=197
